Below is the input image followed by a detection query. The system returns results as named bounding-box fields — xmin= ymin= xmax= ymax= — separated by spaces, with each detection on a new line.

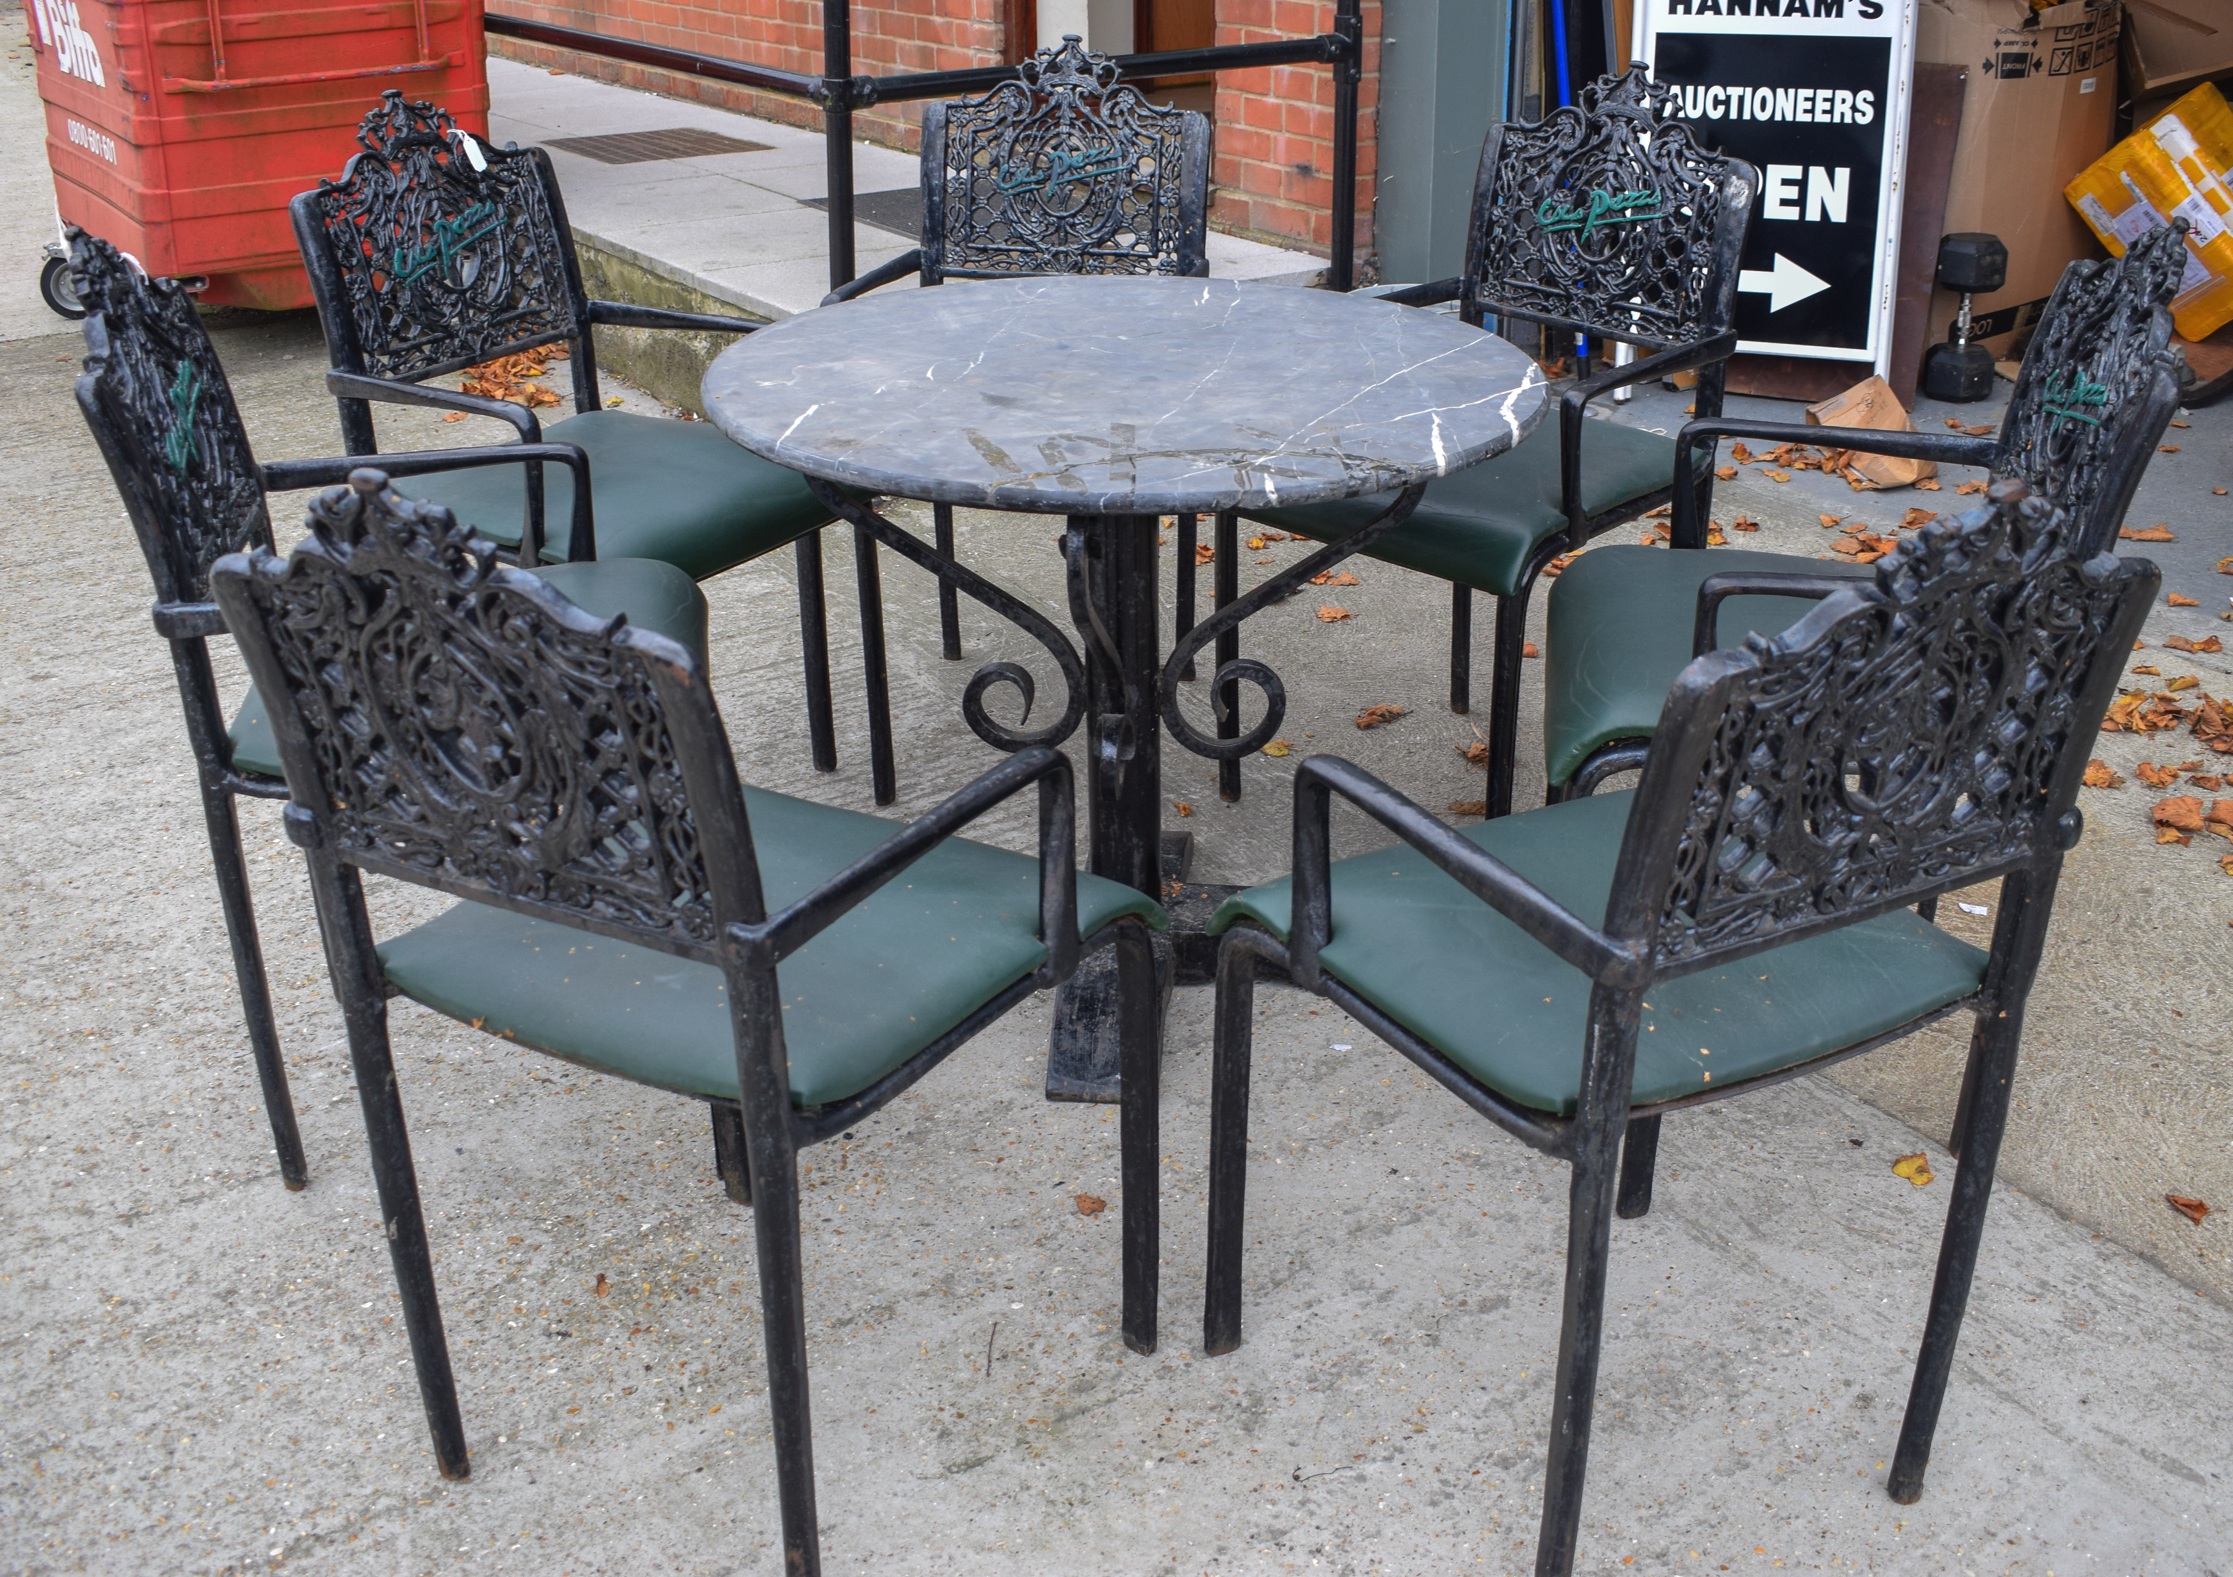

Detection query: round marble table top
xmin=701 ymin=275 xmax=1548 ymax=516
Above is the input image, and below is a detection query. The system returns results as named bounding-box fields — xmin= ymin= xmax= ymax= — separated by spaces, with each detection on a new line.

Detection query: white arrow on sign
xmin=1738 ymin=253 xmax=1832 ymax=313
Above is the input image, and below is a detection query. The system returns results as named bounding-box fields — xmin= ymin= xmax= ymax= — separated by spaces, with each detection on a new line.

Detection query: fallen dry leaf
xmin=2216 ymin=488 xmax=2229 ymax=498
xmin=2217 ymin=557 xmax=2233 ymax=575
xmin=2160 ymin=444 xmax=2181 ymax=453
xmin=1522 ymin=640 xmax=1541 ymax=659
xmin=2133 ymin=664 xmax=2162 ymax=676
xmin=1308 ymin=569 xmax=1361 ymax=587
xmin=2222 ymin=854 xmax=2233 ymax=877
xmin=2169 ymin=675 xmax=2201 ymax=692
xmin=2160 ymin=827 xmax=2194 ymax=845
xmin=1194 ymin=543 xmax=1215 ymax=565
xmin=1891 ymin=1152 xmax=1935 ymax=1187
xmin=2165 ymin=1194 xmax=2210 ymax=1225
xmin=2154 ymin=795 xmax=2206 ymax=834
xmin=2168 ymin=593 xmax=2200 ymax=608
xmin=1540 ymin=551 xmax=1582 ymax=578
xmin=2211 ymin=800 xmax=2233 ymax=836
xmin=2190 ymin=773 xmax=2224 ymax=790
xmin=1644 ymin=504 xmax=1673 ymax=517
xmin=2101 ymin=692 xmax=2192 ymax=733
xmin=594 ymin=1272 xmax=609 ymax=1297
xmin=1074 ymin=1193 xmax=1106 ymax=1217
xmin=1314 ymin=605 xmax=1354 ymax=622
xmin=1261 ymin=738 xmax=1293 ymax=758
xmin=1715 ymin=465 xmax=1738 ymax=481
xmin=1447 ymin=800 xmax=1488 ymax=817
xmin=1706 ymin=523 xmax=1728 ymax=547
xmin=2197 ymin=695 xmax=2233 ymax=755
xmin=441 ymin=411 xmax=469 ymax=423
xmin=1729 ymin=442 xmax=1753 ymax=463
xmin=1730 ymin=514 xmax=1760 ymax=532
xmin=2172 ymin=418 xmax=2191 ymax=427
xmin=1355 ymin=703 xmax=1409 ymax=729
xmin=1819 ymin=513 xmax=1843 ymax=530
xmin=1916 ymin=478 xmax=1941 ymax=491
xmin=1246 ymin=536 xmax=1268 ymax=551
xmin=2165 ymin=634 xmax=2223 ymax=654
xmin=1173 ymin=801 xmax=1193 ymax=817
xmin=1955 ymin=479 xmax=1986 ymax=495
xmin=2121 ymin=524 xmax=2177 ymax=542
xmin=1961 ymin=421 xmax=1994 ymax=437
xmin=1900 ymin=507 xmax=1939 ymax=530
xmin=2136 ymin=761 xmax=2182 ymax=789
xmin=2082 ymin=759 xmax=2124 ymax=788
xmin=462 ymin=351 xmax=565 ymax=408
xmin=1765 ymin=469 xmax=1793 ymax=483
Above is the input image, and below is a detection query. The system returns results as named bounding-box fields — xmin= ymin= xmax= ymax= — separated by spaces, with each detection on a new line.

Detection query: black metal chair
xmin=1201 ymin=480 xmax=2156 ymax=1577
xmin=288 ymin=91 xmax=857 ymax=777
xmin=67 ymin=229 xmax=713 ymax=1193
xmin=209 ymin=472 xmax=1165 ymax=1576
xmin=1541 ymin=219 xmax=2191 ymax=807
xmin=1238 ymin=64 xmax=1757 ymax=816
xmin=823 ymin=35 xmax=1211 ymax=803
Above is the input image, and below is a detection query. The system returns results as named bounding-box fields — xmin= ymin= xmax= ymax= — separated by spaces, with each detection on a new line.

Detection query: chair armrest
xmin=325 ymin=370 xmax=543 ymax=445
xmin=821 ymin=248 xmax=926 ymax=306
xmin=1289 ymin=756 xmax=1645 ymax=990
xmin=1560 ymin=332 xmax=1739 ymax=548
xmin=746 ymin=747 xmax=1082 ymax=987
xmin=1669 ymin=416 xmax=1997 ymax=548
xmin=1371 ymin=276 xmax=1465 ymax=308
xmin=1693 ymin=569 xmax=1855 ymax=657
xmin=260 ymin=442 xmax=598 ymax=564
xmin=586 ymin=299 xmax=763 ymax=336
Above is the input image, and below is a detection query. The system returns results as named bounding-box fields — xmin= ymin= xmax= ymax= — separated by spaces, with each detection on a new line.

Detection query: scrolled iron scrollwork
xmin=931 ymin=36 xmax=1207 ymax=280
xmin=1651 ymin=488 xmax=2141 ymax=965
xmin=1467 ymin=65 xmax=1745 ymax=344
xmin=1159 ymin=484 xmax=1427 ymax=761
xmin=70 ymin=230 xmax=272 ymax=604
xmin=1993 ymin=219 xmax=2187 ymax=547
xmin=310 ymin=91 xmax=577 ymax=380
xmin=806 ymin=480 xmax=1088 ymax=753
xmin=227 ymin=475 xmax=716 ymax=952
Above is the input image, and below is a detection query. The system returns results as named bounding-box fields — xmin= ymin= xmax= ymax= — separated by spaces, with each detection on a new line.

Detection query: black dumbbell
xmin=1924 ymin=232 xmax=2008 ymax=403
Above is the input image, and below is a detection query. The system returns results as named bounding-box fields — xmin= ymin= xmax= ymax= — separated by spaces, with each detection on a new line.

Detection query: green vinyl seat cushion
xmin=375 ymin=788 xmax=1167 ymax=1109
xmin=1243 ymin=416 xmax=1676 ymax=599
xmin=1210 ymin=789 xmax=1986 ymax=1116
xmin=225 ymin=555 xmax=712 ymax=781
xmin=1541 ymin=544 xmax=1872 ymax=788
xmin=390 ymin=410 xmax=834 ymax=580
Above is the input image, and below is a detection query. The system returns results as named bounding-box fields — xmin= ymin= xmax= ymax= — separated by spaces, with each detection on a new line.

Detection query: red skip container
xmin=26 ymin=0 xmax=489 ymax=309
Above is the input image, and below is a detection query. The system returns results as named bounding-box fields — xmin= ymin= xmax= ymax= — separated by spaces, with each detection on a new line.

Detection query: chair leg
xmin=710 ymin=1100 xmax=753 ymax=1206
xmin=794 ymin=534 xmax=839 ymax=774
xmin=932 ymin=502 xmax=962 ymax=661
xmin=1533 ymin=1117 xmax=1625 ymax=1576
xmin=1215 ymin=510 xmax=1241 ymax=803
xmin=315 ymin=855 xmax=468 ymax=1479
xmin=197 ymin=777 xmax=308 ymax=1190
xmin=1486 ymin=587 xmax=1534 ymax=819
xmin=1203 ymin=938 xmax=1258 ymax=1356
xmin=745 ymin=1120 xmax=820 ymax=1573
xmin=1116 ymin=923 xmax=1161 ymax=1354
xmin=1176 ymin=514 xmax=1198 ymax=681
xmin=1615 ymin=1114 xmax=1661 ymax=1220
xmin=852 ymin=522 xmax=897 ymax=807
xmin=1449 ymin=583 xmax=1473 ymax=715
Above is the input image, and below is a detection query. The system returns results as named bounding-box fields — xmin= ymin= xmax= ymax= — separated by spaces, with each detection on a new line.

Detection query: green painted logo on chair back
xmin=163 ymin=357 xmax=202 ymax=475
xmin=1535 ymin=188 xmax=1662 ymax=237
xmin=2039 ymin=368 xmax=2111 ymax=428
xmin=392 ymin=201 xmax=503 ymax=289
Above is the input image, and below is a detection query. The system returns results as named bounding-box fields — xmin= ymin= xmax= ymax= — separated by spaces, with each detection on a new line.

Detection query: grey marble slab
xmin=701 ymin=275 xmax=1548 ymax=515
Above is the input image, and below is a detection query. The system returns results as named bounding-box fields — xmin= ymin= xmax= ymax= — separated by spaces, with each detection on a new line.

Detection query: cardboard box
xmin=1918 ymin=0 xmax=2122 ymax=356
xmin=2121 ymin=0 xmax=2233 ymax=99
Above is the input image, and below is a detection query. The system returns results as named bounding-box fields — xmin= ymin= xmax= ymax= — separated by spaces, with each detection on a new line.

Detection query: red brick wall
xmin=1211 ymin=0 xmax=1378 ymax=265
xmin=490 ymin=0 xmax=1006 ymax=147
xmin=489 ymin=0 xmax=1382 ymax=265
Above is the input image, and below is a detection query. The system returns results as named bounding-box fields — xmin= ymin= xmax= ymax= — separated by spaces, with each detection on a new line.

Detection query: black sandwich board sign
xmin=1636 ymin=0 xmax=1918 ymax=371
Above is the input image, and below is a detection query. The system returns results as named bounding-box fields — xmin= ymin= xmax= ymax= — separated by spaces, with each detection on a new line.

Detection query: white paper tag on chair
xmin=449 ymin=129 xmax=488 ymax=173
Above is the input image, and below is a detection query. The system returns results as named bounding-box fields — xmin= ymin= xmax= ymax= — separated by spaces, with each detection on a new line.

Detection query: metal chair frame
xmin=288 ymin=90 xmax=858 ymax=779
xmin=68 ymin=228 xmax=600 ymax=1192
xmin=822 ymin=37 xmax=1211 ymax=805
xmin=210 ymin=473 xmax=1162 ymax=1577
xmin=1552 ymin=219 xmax=2192 ymax=807
xmin=1204 ymin=481 xmax=2157 ymax=1576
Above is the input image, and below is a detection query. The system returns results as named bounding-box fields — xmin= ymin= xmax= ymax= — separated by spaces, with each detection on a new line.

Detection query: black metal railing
xmin=484 ymin=0 xmax=1364 ymax=294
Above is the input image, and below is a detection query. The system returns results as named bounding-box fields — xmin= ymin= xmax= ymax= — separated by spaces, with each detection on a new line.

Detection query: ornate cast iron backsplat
xmin=70 ymin=230 xmax=272 ymax=604
xmin=309 ymin=92 xmax=576 ymax=381
xmin=224 ymin=476 xmax=715 ymax=952
xmin=929 ymin=37 xmax=1208 ymax=280
xmin=1466 ymin=65 xmax=1747 ymax=345
xmin=1645 ymin=489 xmax=2145 ymax=965
xmin=1992 ymin=220 xmax=2187 ymax=550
